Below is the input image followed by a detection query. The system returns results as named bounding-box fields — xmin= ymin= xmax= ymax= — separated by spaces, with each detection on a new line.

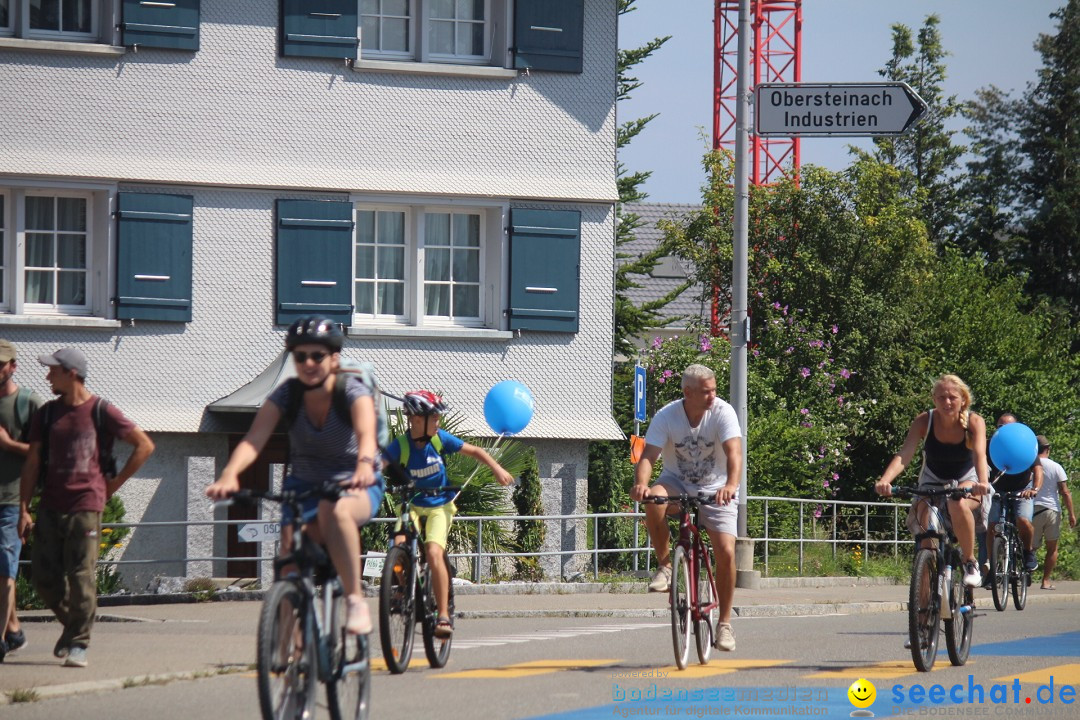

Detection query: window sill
xmin=347 ymin=325 xmax=513 ymax=340
xmin=0 ymin=37 xmax=125 ymax=56
xmin=0 ymin=315 xmax=122 ymax=330
xmin=352 ymin=58 xmax=518 ymax=80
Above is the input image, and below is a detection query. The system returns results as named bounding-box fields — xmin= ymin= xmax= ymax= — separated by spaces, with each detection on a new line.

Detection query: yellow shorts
xmin=396 ymin=502 xmax=457 ymax=549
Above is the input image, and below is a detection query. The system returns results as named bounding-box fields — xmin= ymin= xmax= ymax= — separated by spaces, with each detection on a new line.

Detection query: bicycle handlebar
xmin=215 ymin=485 xmax=347 ymax=509
xmin=640 ymin=493 xmax=717 ymax=507
xmin=891 ymin=485 xmax=974 ymax=500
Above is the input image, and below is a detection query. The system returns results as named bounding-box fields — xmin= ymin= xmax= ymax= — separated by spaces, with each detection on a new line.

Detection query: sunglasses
xmin=292 ymin=350 xmax=329 ymax=364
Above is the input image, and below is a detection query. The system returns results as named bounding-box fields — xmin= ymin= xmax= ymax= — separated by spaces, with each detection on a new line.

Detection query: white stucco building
xmin=0 ymin=0 xmax=622 ymax=588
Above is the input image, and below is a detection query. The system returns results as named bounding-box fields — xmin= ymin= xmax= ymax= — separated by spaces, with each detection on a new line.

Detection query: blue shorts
xmin=280 ymin=474 xmax=384 ymax=527
xmin=0 ymin=505 xmax=22 ymax=579
xmin=989 ymin=494 xmax=1033 ymax=524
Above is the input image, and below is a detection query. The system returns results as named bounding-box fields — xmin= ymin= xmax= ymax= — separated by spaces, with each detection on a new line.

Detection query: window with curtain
xmin=353 ymin=203 xmax=490 ymax=328
xmin=354 ymin=209 xmax=407 ymax=318
xmin=423 ymin=212 xmax=479 ymax=320
xmin=0 ymin=0 xmax=12 ymax=34
xmin=0 ymin=195 xmax=6 ymax=306
xmin=24 ymin=194 xmax=89 ymax=309
xmin=359 ymin=0 xmax=492 ymax=64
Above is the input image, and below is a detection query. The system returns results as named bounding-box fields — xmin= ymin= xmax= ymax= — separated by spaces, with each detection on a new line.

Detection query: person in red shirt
xmin=17 ymin=348 xmax=154 ymax=668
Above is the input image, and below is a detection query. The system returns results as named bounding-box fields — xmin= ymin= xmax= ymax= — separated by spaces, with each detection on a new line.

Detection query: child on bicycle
xmin=383 ymin=390 xmax=514 ymax=637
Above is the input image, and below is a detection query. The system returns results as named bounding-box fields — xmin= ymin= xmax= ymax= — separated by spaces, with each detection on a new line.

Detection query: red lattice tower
xmin=710 ymin=0 xmax=802 ymax=335
xmin=713 ymin=0 xmax=802 ymax=185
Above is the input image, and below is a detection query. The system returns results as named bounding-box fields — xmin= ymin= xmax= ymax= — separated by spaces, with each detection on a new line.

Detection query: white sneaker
xmin=648 ymin=565 xmax=672 ymax=593
xmin=715 ymin=623 xmax=736 ymax=651
xmin=962 ymin=561 xmax=982 ymax=588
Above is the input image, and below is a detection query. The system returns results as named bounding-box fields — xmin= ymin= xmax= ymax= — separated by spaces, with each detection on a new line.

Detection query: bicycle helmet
xmin=402 ymin=390 xmax=448 ymax=416
xmin=285 ymin=316 xmax=344 ymax=352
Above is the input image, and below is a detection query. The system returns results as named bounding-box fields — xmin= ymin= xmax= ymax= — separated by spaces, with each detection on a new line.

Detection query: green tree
xmin=1015 ymin=0 xmax=1080 ymax=322
xmin=867 ymin=15 xmax=966 ymax=247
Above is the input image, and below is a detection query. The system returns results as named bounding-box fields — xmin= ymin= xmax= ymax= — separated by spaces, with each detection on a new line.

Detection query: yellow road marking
xmin=658 ymin=659 xmax=790 ymax=678
xmin=807 ymin=660 xmax=972 ymax=680
xmin=371 ymin=657 xmax=430 ymax=673
xmin=435 ymin=659 xmax=619 ymax=679
xmin=996 ymin=663 xmax=1080 ymax=687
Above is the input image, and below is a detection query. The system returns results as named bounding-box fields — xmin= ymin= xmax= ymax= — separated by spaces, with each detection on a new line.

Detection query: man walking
xmin=17 ymin=348 xmax=154 ymax=668
xmin=630 ymin=363 xmax=743 ymax=651
xmin=1031 ymin=435 xmax=1076 ymax=590
xmin=0 ymin=340 xmax=44 ymax=662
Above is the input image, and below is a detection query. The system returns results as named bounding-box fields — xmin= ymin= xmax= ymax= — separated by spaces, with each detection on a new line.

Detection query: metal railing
xmin=59 ymin=494 xmax=915 ymax=584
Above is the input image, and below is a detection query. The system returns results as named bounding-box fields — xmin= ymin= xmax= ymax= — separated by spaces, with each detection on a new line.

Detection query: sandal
xmin=345 ymin=595 xmax=372 ymax=635
xmin=434 ymin=616 xmax=454 ymax=638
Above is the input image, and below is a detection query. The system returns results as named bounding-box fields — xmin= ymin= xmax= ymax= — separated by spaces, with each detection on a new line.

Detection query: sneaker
xmin=903 ymin=638 xmax=912 ymax=650
xmin=1024 ymin=551 xmax=1039 ymax=572
xmin=648 ymin=565 xmax=672 ymax=593
xmin=63 ymin=646 xmax=88 ymax=668
xmin=715 ymin=623 xmax=736 ymax=652
xmin=962 ymin=560 xmax=982 ymax=588
xmin=0 ymin=639 xmax=6 ymax=663
xmin=345 ymin=595 xmax=372 ymax=635
xmin=4 ymin=630 xmax=27 ymax=654
xmin=53 ymin=636 xmax=69 ymax=659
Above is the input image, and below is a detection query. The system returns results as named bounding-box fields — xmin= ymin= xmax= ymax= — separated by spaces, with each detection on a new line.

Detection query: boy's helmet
xmin=285 ymin=316 xmax=344 ymax=352
xmin=403 ymin=390 xmax=447 ymax=416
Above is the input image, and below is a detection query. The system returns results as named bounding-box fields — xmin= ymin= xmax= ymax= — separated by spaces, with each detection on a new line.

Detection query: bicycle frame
xmin=674 ymin=504 xmax=720 ymax=623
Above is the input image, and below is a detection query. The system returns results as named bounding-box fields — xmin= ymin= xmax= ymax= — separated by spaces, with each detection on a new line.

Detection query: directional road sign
xmin=634 ymin=365 xmax=647 ymax=422
xmin=754 ymin=82 xmax=927 ymax=137
xmin=238 ymin=522 xmax=280 ymax=543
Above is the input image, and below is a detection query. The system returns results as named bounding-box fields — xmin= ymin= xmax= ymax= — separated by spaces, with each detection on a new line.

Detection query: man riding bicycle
xmin=630 ymin=364 xmax=743 ymax=652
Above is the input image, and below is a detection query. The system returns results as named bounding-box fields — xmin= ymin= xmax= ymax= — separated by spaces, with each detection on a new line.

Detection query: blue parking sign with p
xmin=634 ymin=365 xmax=647 ymax=422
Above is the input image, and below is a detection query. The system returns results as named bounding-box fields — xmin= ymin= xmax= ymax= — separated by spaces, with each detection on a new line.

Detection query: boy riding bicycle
xmin=383 ymin=391 xmax=514 ymax=637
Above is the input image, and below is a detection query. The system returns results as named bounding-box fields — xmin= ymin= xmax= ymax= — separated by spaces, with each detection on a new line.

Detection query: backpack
xmin=38 ymin=397 xmax=118 ymax=488
xmin=395 ymin=432 xmax=444 ymax=467
xmin=12 ymin=386 xmax=33 ymax=442
xmin=282 ymin=359 xmax=390 ymax=449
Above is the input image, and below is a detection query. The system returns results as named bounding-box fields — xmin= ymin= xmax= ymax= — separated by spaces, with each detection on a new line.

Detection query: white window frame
xmin=359 ymin=0 xmax=508 ymax=67
xmin=1 ymin=0 xmax=118 ymax=44
xmin=0 ymin=190 xmax=8 ymax=308
xmin=353 ymin=205 xmax=411 ymax=322
xmin=0 ymin=180 xmax=115 ymax=319
xmin=360 ymin=0 xmax=416 ymax=61
xmin=351 ymin=197 xmax=506 ymax=330
xmin=419 ymin=207 xmax=484 ymax=325
xmin=22 ymin=190 xmax=93 ymax=314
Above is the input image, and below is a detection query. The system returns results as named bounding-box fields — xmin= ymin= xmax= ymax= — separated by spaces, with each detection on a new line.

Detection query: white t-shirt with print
xmin=644 ymin=397 xmax=743 ymax=493
xmin=1034 ymin=456 xmax=1067 ymax=511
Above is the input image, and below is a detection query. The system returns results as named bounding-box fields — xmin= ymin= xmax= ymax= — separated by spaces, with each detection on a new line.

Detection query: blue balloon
xmin=989 ymin=422 xmax=1038 ymax=474
xmin=484 ymin=381 xmax=535 ymax=435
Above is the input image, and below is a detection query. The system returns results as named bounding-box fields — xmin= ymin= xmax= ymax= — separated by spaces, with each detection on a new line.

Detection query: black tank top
xmin=923 ymin=409 xmax=974 ymax=479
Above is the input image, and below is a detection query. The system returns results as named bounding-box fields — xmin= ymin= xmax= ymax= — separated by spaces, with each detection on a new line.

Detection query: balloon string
xmin=450 ymin=433 xmax=506 ymax=504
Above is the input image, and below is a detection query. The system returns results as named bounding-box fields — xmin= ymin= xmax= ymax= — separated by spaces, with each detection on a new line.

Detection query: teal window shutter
xmin=276 ymin=200 xmax=354 ymax=325
xmin=116 ymin=193 xmax=194 ymax=322
xmin=508 ymin=209 xmax=580 ymax=332
xmin=280 ymin=0 xmax=358 ymax=59
xmin=121 ymin=0 xmax=200 ymax=50
xmin=513 ymin=0 xmax=584 ymax=73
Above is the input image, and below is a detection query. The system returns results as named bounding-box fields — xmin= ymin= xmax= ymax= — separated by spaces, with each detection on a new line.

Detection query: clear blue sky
xmin=618 ymin=1 xmax=1063 ymax=203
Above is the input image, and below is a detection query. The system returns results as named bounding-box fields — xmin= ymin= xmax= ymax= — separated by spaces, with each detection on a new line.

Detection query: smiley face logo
xmin=848 ymin=678 xmax=876 ymax=709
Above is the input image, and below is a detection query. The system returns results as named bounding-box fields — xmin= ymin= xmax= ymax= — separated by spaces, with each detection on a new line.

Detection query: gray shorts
xmin=906 ymin=466 xmax=989 ymax=536
xmin=1032 ymin=507 xmax=1061 ymax=546
xmin=654 ymin=477 xmax=738 ymax=536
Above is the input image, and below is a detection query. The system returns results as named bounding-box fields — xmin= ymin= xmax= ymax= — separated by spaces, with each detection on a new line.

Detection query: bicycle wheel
xmin=694 ymin=546 xmax=717 ymax=665
xmin=256 ymin=580 xmax=316 ymax=720
xmin=670 ymin=546 xmax=692 ymax=670
xmin=990 ymin=534 xmax=1008 ymax=612
xmin=422 ymin=549 xmax=455 ymax=668
xmin=944 ymin=553 xmax=973 ymax=667
xmin=1011 ymin=534 xmax=1028 ymax=611
xmin=908 ymin=548 xmax=940 ymax=672
xmin=378 ymin=545 xmax=416 ymax=674
xmin=327 ymin=589 xmax=371 ymax=720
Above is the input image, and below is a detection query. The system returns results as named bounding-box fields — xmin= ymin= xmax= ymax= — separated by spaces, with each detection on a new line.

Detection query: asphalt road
xmin=4 ymin=602 xmax=1078 ymax=720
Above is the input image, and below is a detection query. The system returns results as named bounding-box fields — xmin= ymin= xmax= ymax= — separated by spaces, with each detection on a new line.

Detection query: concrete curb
xmin=0 ymin=666 xmax=252 ymax=707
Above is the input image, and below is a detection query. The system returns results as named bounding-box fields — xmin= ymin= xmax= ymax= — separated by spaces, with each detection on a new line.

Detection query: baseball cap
xmin=1036 ymin=435 xmax=1050 ymax=451
xmin=38 ymin=347 xmax=88 ymax=378
xmin=0 ymin=340 xmax=15 ymax=363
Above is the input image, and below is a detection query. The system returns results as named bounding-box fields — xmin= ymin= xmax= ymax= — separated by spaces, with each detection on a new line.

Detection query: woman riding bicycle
xmin=206 ymin=316 xmax=383 ymax=635
xmin=875 ymin=374 xmax=991 ymax=588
